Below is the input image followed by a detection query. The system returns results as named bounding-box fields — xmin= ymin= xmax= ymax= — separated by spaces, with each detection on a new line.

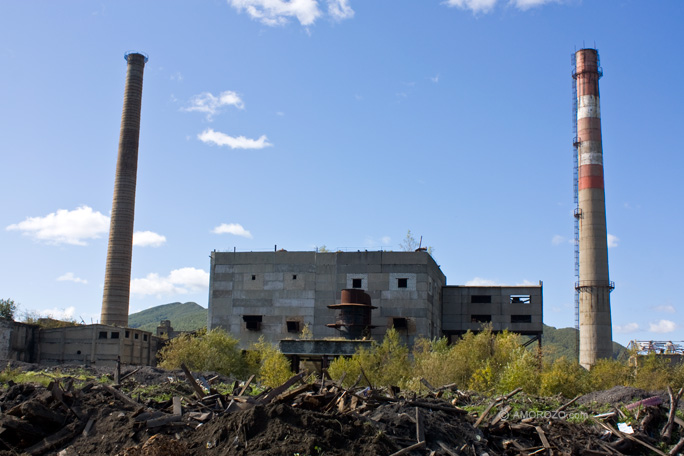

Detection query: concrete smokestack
xmin=573 ymin=48 xmax=613 ymax=368
xmin=101 ymin=52 xmax=147 ymax=327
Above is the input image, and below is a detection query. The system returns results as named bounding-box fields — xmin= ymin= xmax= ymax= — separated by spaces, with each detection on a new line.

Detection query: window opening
xmin=243 ymin=315 xmax=263 ymax=331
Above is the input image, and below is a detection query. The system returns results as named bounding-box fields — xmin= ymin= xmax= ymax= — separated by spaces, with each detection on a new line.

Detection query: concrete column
xmin=101 ymin=52 xmax=147 ymax=326
xmin=574 ymin=49 xmax=613 ymax=368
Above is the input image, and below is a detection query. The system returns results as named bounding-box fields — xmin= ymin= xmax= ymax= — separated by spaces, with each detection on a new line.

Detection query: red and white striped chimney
xmin=574 ymin=48 xmax=613 ymax=368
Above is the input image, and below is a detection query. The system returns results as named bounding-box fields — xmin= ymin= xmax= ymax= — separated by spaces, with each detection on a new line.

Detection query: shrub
xmin=633 ymin=353 xmax=673 ymax=390
xmin=589 ymin=358 xmax=633 ymax=391
xmin=247 ymin=337 xmax=293 ymax=388
xmin=540 ymin=357 xmax=589 ymax=398
xmin=497 ymin=348 xmax=540 ymax=394
xmin=157 ymin=328 xmax=248 ymax=377
xmin=328 ymin=328 xmax=410 ymax=388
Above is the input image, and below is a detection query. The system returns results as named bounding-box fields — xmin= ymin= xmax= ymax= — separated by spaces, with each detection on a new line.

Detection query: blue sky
xmin=1 ymin=0 xmax=682 ymax=347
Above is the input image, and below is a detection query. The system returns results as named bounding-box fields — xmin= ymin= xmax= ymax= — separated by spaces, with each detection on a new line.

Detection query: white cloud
xmin=327 ymin=0 xmax=354 ymax=20
xmin=511 ymin=0 xmax=558 ymax=11
xmin=443 ymin=0 xmax=558 ymax=14
xmin=649 ymin=320 xmax=677 ymax=334
xmin=212 ymin=223 xmax=253 ymax=238
xmin=133 ymin=231 xmax=167 ymax=247
xmin=35 ymin=306 xmax=76 ymax=321
xmin=516 ymin=279 xmax=536 ymax=286
xmin=228 ymin=0 xmax=322 ymax=26
xmin=551 ymin=234 xmax=566 ymax=245
xmin=615 ymin=323 xmax=640 ymax=334
xmin=170 ymin=71 xmax=183 ymax=81
xmin=57 ymin=272 xmax=88 ymax=285
xmin=443 ymin=0 xmax=498 ymax=14
xmin=6 ymin=206 xmax=109 ymax=246
xmin=465 ymin=277 xmax=502 ymax=286
xmin=430 ymin=74 xmax=440 ymax=83
xmin=183 ymin=91 xmax=244 ymax=120
xmin=381 ymin=236 xmax=391 ymax=245
xmin=131 ymin=267 xmax=210 ymax=298
xmin=653 ymin=305 xmax=676 ymax=314
xmin=198 ymin=128 xmax=272 ymax=149
xmin=607 ymin=233 xmax=619 ymax=248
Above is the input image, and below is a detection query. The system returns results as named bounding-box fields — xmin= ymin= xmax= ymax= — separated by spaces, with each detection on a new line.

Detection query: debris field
xmin=1 ymin=363 xmax=683 ymax=455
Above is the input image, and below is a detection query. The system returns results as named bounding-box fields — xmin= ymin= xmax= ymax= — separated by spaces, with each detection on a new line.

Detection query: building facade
xmin=208 ymin=250 xmax=542 ymax=348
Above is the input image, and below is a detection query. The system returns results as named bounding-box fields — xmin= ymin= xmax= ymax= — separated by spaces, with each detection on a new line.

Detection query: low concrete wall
xmin=0 ymin=319 xmax=39 ymax=362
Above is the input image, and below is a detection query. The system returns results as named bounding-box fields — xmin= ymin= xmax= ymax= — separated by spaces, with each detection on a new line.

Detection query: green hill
xmin=128 ymin=302 xmax=207 ymax=333
xmin=542 ymin=324 xmax=629 ymax=364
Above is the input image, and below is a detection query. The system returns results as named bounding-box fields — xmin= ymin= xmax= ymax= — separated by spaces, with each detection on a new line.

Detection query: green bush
xmin=540 ymin=357 xmax=589 ymax=398
xmin=633 ymin=353 xmax=673 ymax=390
xmin=246 ymin=337 xmax=293 ymax=388
xmin=157 ymin=328 xmax=248 ymax=378
xmin=328 ymin=328 xmax=410 ymax=388
xmin=589 ymin=358 xmax=633 ymax=391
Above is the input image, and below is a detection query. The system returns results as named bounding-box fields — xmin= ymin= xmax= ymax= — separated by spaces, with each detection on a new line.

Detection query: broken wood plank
xmin=25 ymin=419 xmax=88 ymax=456
xmin=490 ymin=404 xmax=511 ymax=426
xmin=415 ymin=407 xmax=425 ymax=444
xmin=437 ymin=441 xmax=459 ymax=456
xmin=258 ymin=372 xmax=306 ymax=405
xmin=119 ymin=367 xmax=141 ymax=382
xmin=389 ymin=440 xmax=426 ymax=456
xmin=82 ymin=417 xmax=95 ymax=437
xmin=555 ymin=395 xmax=580 ymax=414
xmin=407 ymin=401 xmax=468 ymax=415
xmin=661 ymin=386 xmax=683 ymax=443
xmin=420 ymin=378 xmax=436 ymax=392
xmin=146 ymin=414 xmax=182 ymax=428
xmin=475 ymin=399 xmax=503 ymax=428
xmin=102 ymin=385 xmax=142 ymax=409
xmin=273 ymin=383 xmax=313 ymax=404
xmin=669 ymin=437 xmax=684 ymax=456
xmin=180 ymin=363 xmax=206 ymax=399
xmin=535 ymin=426 xmax=551 ymax=450
xmin=359 ymin=365 xmax=373 ymax=390
xmin=597 ymin=420 xmax=668 ymax=456
xmin=238 ymin=374 xmax=255 ymax=396
xmin=173 ymin=396 xmax=182 ymax=416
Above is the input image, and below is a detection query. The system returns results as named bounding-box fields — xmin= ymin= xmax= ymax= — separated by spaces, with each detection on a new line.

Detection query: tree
xmin=0 ymin=299 xmax=17 ymax=321
xmin=317 ymin=245 xmax=330 ymax=253
xmin=399 ymin=230 xmax=434 ymax=256
xmin=400 ymin=230 xmax=418 ymax=251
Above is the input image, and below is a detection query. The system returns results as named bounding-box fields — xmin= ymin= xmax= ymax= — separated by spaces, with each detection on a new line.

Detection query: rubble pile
xmin=0 ymin=363 xmax=683 ymax=455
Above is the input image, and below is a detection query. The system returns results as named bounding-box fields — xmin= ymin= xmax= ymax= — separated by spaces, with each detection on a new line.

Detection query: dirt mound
xmin=578 ymin=385 xmax=654 ymax=406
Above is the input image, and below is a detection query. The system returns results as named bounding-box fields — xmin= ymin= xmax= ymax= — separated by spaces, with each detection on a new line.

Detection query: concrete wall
xmin=442 ymin=284 xmax=543 ymax=336
xmin=0 ymin=319 xmax=39 ymax=362
xmin=38 ymin=325 xmax=159 ymax=366
xmin=208 ymin=250 xmax=446 ymax=348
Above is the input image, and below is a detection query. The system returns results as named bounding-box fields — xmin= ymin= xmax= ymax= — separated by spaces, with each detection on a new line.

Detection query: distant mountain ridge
xmin=542 ymin=324 xmax=629 ymax=364
xmin=128 ymin=302 xmax=207 ymax=333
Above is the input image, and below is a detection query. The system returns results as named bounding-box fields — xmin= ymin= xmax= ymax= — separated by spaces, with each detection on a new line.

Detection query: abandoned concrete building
xmin=207 ymin=250 xmax=543 ymax=357
xmin=0 ymin=319 xmax=160 ymax=367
